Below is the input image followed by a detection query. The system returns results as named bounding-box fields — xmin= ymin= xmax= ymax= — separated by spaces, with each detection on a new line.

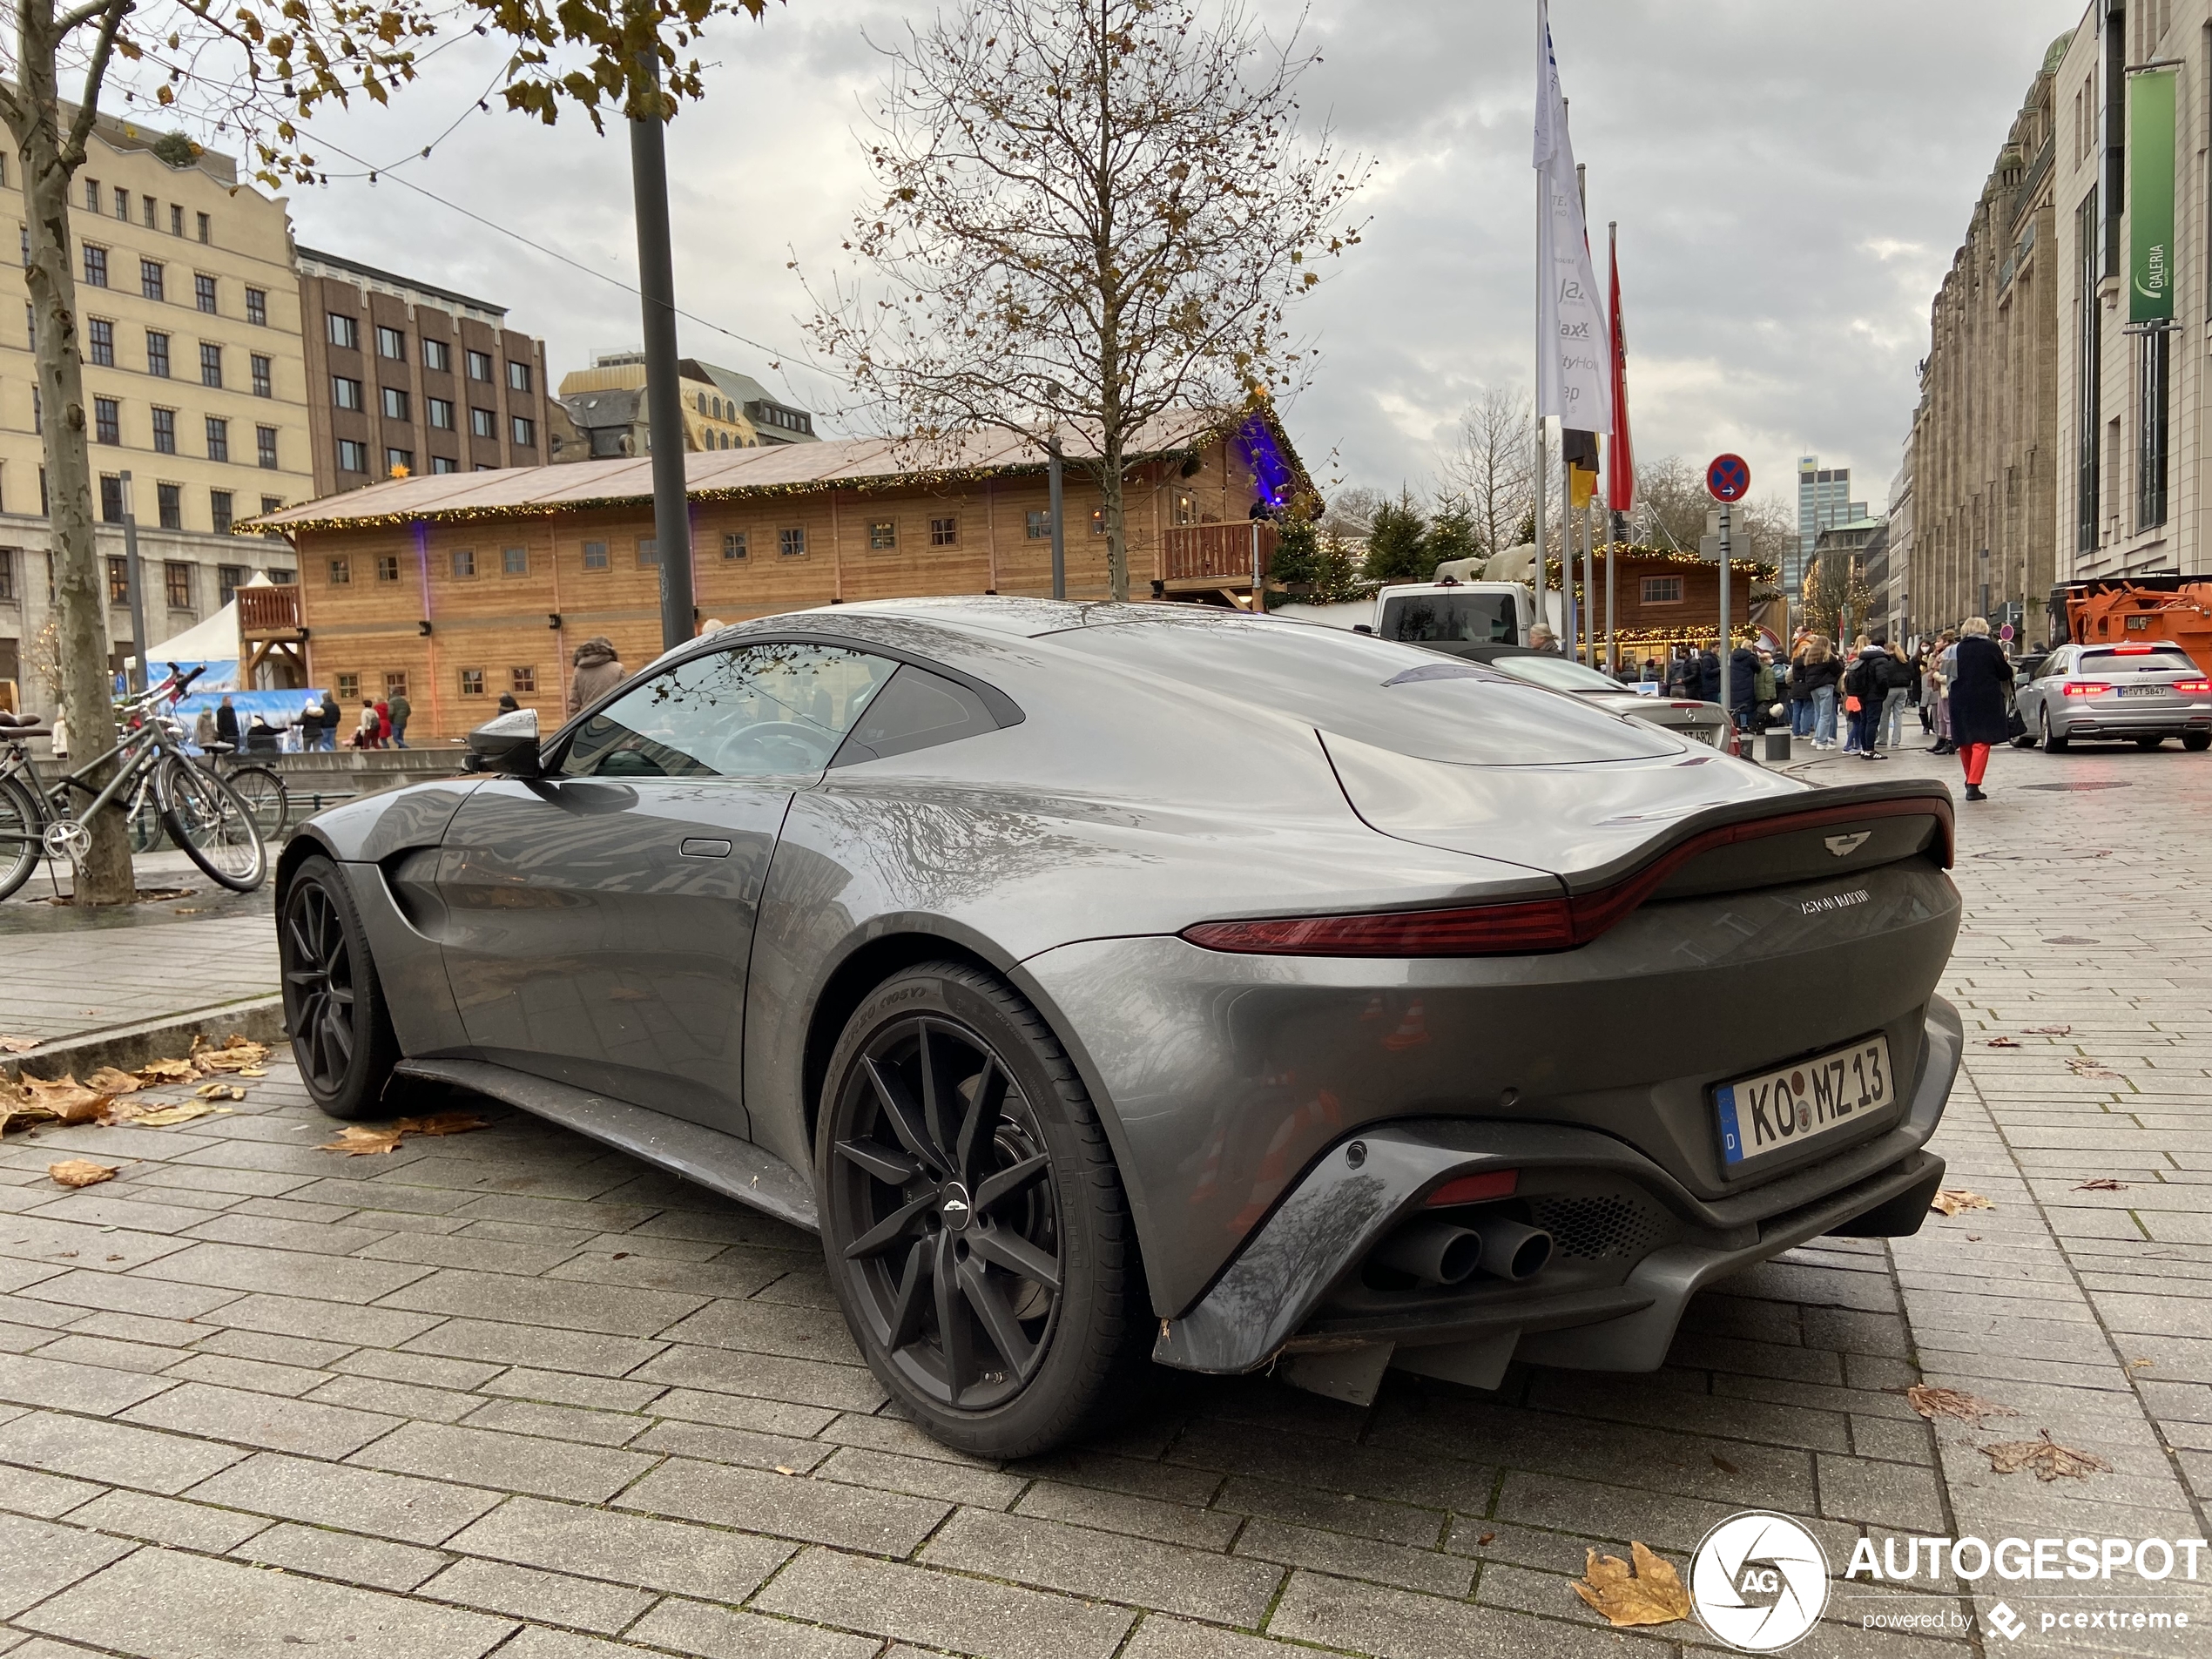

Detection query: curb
xmin=3 ymin=995 xmax=287 ymax=1085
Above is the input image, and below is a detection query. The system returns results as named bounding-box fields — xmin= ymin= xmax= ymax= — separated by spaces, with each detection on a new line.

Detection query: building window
xmin=336 ymin=439 xmax=368 ymax=474
xmin=374 ymin=555 xmax=400 ymax=583
xmin=723 ymin=531 xmax=748 ymax=561
xmin=459 ymin=668 xmax=485 ymax=697
xmin=467 ymin=349 xmax=492 ymax=381
xmin=145 ymin=330 xmax=170 ymax=378
xmin=381 ymin=386 xmax=409 ymax=421
xmin=256 ymin=426 xmax=278 ymax=470
xmin=2076 ymin=190 xmax=2101 ymax=555
xmin=334 ymin=672 xmax=359 ymax=700
xmin=82 ymin=244 xmax=107 ymax=287
xmin=328 ymin=557 xmax=352 ymax=585
xmin=169 ymin=204 xmax=183 ymax=237
xmin=428 ymin=397 xmax=455 ymax=430
xmin=251 ymin=354 xmax=272 ymax=398
xmin=502 ymin=546 xmax=528 ymax=575
xmin=508 ymin=361 xmax=532 ymax=394
xmin=451 ymin=549 xmax=475 ymax=578
xmin=193 ymin=273 xmax=216 ymax=314
xmin=2139 ymin=330 xmax=2169 ymax=530
xmin=111 ymin=185 xmax=127 ymax=219
xmin=384 ymin=671 xmax=408 ymax=697
xmin=156 ymin=482 xmax=182 ymax=530
xmin=261 ymin=496 xmax=285 ymax=519
xmin=0 ymin=550 xmax=13 ymax=603
xmin=87 ymin=317 xmax=114 ymax=366
xmin=1024 ymin=509 xmax=1049 ymax=539
xmin=199 ymin=341 xmax=223 ymax=388
xmin=205 ymin=417 xmax=229 ymax=462
xmin=779 ymin=526 xmax=806 ymax=559
xmin=196 ymin=212 xmax=211 ymax=245
xmin=582 ymin=540 xmax=609 ymax=570
xmin=210 ymin=490 xmax=233 ymax=535
xmin=328 ymin=313 xmax=359 ymax=350
xmin=637 ymin=537 xmax=659 ymax=567
xmin=431 ymin=456 xmax=459 ymax=474
xmin=165 ymin=561 xmax=192 ymax=609
xmin=245 ymin=287 xmax=267 ymax=327
xmin=510 ymin=666 xmax=536 ymax=694
xmin=333 ymin=375 xmax=364 ymax=411
xmin=217 ymin=564 xmax=246 ymax=606
xmin=376 ymin=325 xmax=405 ymax=360
xmin=867 ymin=520 xmax=896 ymax=550
xmin=423 ymin=338 xmax=451 ymax=373
xmin=141 ymin=195 xmax=154 ymax=228
xmin=139 ymin=260 xmax=164 ymax=301
xmin=464 ymin=407 xmax=494 ymax=440
xmin=93 ymin=398 xmax=120 ymax=445
xmin=1640 ymin=575 xmax=1684 ymax=604
xmin=929 ymin=516 xmax=958 ymax=546
xmin=386 ymin=448 xmax=413 ymax=477
xmin=152 ymin=408 xmax=177 ymax=455
xmin=510 ymin=415 xmax=535 ymax=448
xmin=84 ymin=178 xmax=101 ymax=212
xmin=106 ymin=554 xmax=128 ymax=600
xmin=98 ymin=477 xmax=123 ymax=524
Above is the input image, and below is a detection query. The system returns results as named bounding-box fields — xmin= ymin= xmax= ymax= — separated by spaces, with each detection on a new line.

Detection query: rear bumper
xmin=2055 ymin=703 xmax=2212 ymax=738
xmin=1152 ymin=994 xmax=1961 ymax=1376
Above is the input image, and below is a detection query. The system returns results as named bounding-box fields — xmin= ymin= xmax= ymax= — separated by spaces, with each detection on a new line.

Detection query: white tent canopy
xmin=126 ymin=600 xmax=239 ymax=689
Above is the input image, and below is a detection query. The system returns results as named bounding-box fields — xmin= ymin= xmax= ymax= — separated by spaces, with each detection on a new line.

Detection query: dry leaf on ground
xmin=83 ymin=1067 xmax=140 ymax=1096
xmin=2024 ymin=1024 xmax=2073 ymax=1035
xmin=2074 ymin=1177 xmax=2128 ymax=1191
xmin=1983 ymin=1037 xmax=2022 ymax=1048
xmin=1905 ymin=1385 xmax=2020 ymax=1424
xmin=395 ymin=1111 xmax=489 ymax=1137
xmin=135 ymin=1057 xmax=197 ymax=1085
xmin=133 ymin=1102 xmax=230 ymax=1126
xmin=47 ymin=1159 xmax=117 ymax=1188
xmin=1931 ymin=1188 xmax=1994 ymax=1217
xmin=1980 ymin=1430 xmax=2112 ymax=1481
xmin=319 ymin=1125 xmax=407 ymax=1156
xmin=192 ymin=1082 xmax=246 ymax=1103
xmin=190 ymin=1035 xmax=269 ymax=1074
xmin=2129 ymin=1358 xmax=2155 ymax=1371
xmin=1573 ymin=1541 xmax=1691 ymax=1629
xmin=2065 ymin=1057 xmax=2125 ymax=1080
xmin=0 ymin=1035 xmax=39 ymax=1055
xmin=14 ymin=1075 xmax=115 ymax=1125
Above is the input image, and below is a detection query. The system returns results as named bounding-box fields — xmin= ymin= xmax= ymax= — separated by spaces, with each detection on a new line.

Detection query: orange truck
xmin=2048 ymin=576 xmax=2212 ymax=675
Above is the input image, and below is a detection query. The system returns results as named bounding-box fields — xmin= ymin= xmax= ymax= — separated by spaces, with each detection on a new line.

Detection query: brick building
xmin=248 ymin=408 xmax=1307 ymax=738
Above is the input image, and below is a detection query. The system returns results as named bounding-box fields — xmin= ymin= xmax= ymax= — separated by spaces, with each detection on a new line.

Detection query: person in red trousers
xmin=1945 ymin=617 xmax=2015 ymax=802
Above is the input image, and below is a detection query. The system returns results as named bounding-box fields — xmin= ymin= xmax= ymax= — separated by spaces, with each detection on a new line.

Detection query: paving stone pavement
xmin=0 ymin=737 xmax=2202 ymax=1657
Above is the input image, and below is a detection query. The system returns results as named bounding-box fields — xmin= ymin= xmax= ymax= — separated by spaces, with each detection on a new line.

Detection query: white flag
xmin=1534 ymin=0 xmax=1612 ymax=434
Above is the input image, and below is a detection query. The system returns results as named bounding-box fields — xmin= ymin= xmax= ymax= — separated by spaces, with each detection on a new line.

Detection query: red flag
xmin=1605 ymin=224 xmax=1635 ymax=513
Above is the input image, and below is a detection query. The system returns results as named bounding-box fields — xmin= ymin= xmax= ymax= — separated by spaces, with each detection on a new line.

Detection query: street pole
xmin=629 ymin=18 xmax=693 ymax=655
xmin=1048 ymin=434 xmax=1067 ymax=601
xmin=1718 ymin=502 xmax=1733 ymax=718
xmin=1581 ymin=500 xmax=1595 ymax=665
xmin=119 ymin=470 xmax=147 ymax=696
xmin=1561 ymin=435 xmax=1575 ymax=652
xmin=1608 ymin=507 xmax=1624 ymax=675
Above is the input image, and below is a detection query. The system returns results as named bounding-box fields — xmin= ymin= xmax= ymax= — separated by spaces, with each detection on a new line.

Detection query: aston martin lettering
xmin=1716 ymin=1036 xmax=1892 ymax=1167
xmin=1801 ymin=888 xmax=1871 ymax=916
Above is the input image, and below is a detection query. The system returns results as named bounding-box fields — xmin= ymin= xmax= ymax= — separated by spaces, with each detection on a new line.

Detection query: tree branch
xmin=61 ymin=0 xmax=132 ymax=167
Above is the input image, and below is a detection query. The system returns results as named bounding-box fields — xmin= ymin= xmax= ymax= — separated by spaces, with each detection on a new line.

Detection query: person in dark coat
xmin=213 ymin=695 xmax=240 ymax=748
xmin=317 ymin=691 xmax=341 ymax=752
xmin=1690 ymin=642 xmax=1722 ymax=704
xmin=1727 ymin=641 xmax=1761 ymax=732
xmin=1947 ymin=617 xmax=2015 ymax=802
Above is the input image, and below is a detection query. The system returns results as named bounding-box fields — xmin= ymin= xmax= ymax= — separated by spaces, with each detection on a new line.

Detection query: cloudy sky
xmin=260 ymin=0 xmax=2087 ymax=525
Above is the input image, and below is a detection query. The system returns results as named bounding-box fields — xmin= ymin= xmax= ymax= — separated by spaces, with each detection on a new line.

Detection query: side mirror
xmin=464 ymin=707 xmax=543 ymax=778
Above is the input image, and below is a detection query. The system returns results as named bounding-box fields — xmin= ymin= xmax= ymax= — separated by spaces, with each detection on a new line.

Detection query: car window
xmin=830 ymin=664 xmax=1001 ymax=767
xmin=2079 ymin=646 xmax=2196 ymax=674
xmin=1378 ymin=591 xmax=1518 ymax=644
xmin=1487 ymin=653 xmax=1624 ymax=693
xmin=561 ymin=642 xmax=897 ymax=779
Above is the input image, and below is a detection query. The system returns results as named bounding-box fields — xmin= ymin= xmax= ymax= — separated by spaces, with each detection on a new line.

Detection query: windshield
xmin=1377 ymin=591 xmax=1518 ymax=644
xmin=1487 ymin=654 xmax=1627 ymax=694
xmin=2078 ymin=648 xmax=2198 ymax=674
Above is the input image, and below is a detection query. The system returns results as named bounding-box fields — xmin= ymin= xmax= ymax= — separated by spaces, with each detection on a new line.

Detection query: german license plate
xmin=1716 ymin=1035 xmax=1892 ymax=1168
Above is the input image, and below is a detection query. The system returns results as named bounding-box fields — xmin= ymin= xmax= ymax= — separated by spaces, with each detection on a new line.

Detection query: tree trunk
xmin=1099 ymin=433 xmax=1129 ymax=604
xmin=11 ymin=21 xmax=133 ymax=902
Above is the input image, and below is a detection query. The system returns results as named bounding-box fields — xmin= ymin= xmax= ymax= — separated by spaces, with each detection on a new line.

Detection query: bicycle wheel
xmin=224 ymin=764 xmax=290 ymax=840
xmin=126 ymin=773 xmax=166 ymax=853
xmin=155 ymin=754 xmax=266 ymax=892
xmin=0 ymin=774 xmax=40 ymax=900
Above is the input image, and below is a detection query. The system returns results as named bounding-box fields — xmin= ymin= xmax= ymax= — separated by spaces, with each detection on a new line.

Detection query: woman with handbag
xmin=1947 ymin=618 xmax=2014 ymax=801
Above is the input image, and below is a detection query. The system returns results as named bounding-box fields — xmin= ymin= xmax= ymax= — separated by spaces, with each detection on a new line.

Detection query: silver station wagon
xmin=2015 ymin=643 xmax=2212 ymax=752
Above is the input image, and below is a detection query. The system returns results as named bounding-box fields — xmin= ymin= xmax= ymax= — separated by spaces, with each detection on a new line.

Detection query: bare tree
xmin=806 ymin=0 xmax=1366 ymax=601
xmin=1442 ymin=385 xmax=1533 ymax=557
xmin=1316 ymin=484 xmax=1384 ymax=541
xmin=3 ymin=0 xmax=767 ymax=900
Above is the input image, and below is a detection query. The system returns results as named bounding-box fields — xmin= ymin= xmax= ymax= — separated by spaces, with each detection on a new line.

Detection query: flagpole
xmin=1607 ymin=219 xmax=1620 ymax=676
xmin=1534 ymin=152 xmax=1548 ymax=644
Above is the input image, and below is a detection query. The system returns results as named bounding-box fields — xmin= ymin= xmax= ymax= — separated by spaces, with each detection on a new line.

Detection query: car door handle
xmin=678 ymin=838 xmax=732 ymax=859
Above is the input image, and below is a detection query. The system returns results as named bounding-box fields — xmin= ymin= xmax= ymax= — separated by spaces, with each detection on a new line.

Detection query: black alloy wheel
xmin=280 ymin=855 xmax=399 ymax=1117
xmin=819 ymin=964 xmax=1140 ymax=1457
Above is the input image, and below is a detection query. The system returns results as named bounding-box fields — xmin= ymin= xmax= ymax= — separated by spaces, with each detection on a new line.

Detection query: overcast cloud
xmin=272 ymin=0 xmax=2087 ymax=523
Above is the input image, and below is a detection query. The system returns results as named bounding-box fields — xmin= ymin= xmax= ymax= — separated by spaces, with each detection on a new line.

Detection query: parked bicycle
xmin=0 ymin=664 xmax=266 ymax=901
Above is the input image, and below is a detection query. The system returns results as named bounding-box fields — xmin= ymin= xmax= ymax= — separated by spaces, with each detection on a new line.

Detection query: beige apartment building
xmin=0 ymin=115 xmax=308 ymax=712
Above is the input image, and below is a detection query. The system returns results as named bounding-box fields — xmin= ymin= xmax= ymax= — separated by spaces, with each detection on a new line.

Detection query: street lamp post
xmin=119 ymin=470 xmax=148 ymax=697
xmin=630 ymin=17 xmax=693 ymax=655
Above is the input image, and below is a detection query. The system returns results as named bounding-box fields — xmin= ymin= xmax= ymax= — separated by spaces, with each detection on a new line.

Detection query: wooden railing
xmin=1163 ymin=521 xmax=1275 ymax=583
xmin=236 ymin=584 xmax=302 ymax=636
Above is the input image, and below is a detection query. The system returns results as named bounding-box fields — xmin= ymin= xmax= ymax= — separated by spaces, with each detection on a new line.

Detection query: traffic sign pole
xmin=1703 ymin=455 xmax=1750 ymax=732
xmin=1718 ymin=502 xmax=1732 ymax=718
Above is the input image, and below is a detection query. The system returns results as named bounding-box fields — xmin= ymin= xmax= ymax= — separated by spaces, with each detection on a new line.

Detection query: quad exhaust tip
xmin=1470 ymin=1214 xmax=1553 ymax=1281
xmin=1372 ymin=1214 xmax=1554 ymax=1285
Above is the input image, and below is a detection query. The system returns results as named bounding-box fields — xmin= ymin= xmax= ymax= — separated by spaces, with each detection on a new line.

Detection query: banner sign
xmin=2129 ymin=69 xmax=2175 ymax=326
xmin=1534 ymin=0 xmax=1613 ymax=432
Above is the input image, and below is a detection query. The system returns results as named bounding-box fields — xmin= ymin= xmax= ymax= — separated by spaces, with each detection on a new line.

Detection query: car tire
xmin=2186 ymin=733 xmax=2211 ymax=752
xmin=2040 ymin=708 xmax=2068 ymax=753
xmin=280 ymin=855 xmax=401 ymax=1119
xmin=2134 ymin=736 xmax=2164 ymax=751
xmin=816 ymin=961 xmax=1143 ymax=1459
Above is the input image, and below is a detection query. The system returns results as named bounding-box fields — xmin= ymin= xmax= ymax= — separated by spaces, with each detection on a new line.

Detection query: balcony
xmin=1163 ymin=521 xmax=1275 ymax=592
xmin=236 ymin=584 xmax=302 ymax=638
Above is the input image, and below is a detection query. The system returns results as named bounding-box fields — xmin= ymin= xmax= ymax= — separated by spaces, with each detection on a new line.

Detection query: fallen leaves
xmin=124 ymin=1102 xmax=230 ymax=1127
xmin=2074 ymin=1177 xmax=2128 ymax=1191
xmin=134 ymin=1057 xmax=198 ymax=1085
xmin=1979 ymin=1430 xmax=2112 ymax=1482
xmin=1905 ymin=1385 xmax=2020 ymax=1425
xmin=1982 ymin=1037 xmax=2022 ymax=1049
xmin=2024 ymin=1024 xmax=2073 ymax=1035
xmin=1572 ymin=1541 xmax=1690 ymax=1629
xmin=193 ymin=1083 xmax=246 ymax=1103
xmin=2066 ymin=1057 xmax=2125 ymax=1081
xmin=401 ymin=1110 xmax=489 ymax=1137
xmin=47 ymin=1159 xmax=117 ymax=1188
xmin=84 ymin=1067 xmax=141 ymax=1096
xmin=0 ymin=1035 xmax=39 ymax=1055
xmin=315 ymin=1112 xmax=489 ymax=1157
xmin=1930 ymin=1188 xmax=1993 ymax=1217
xmin=1 ymin=1074 xmax=118 ymax=1133
xmin=189 ymin=1034 xmax=269 ymax=1074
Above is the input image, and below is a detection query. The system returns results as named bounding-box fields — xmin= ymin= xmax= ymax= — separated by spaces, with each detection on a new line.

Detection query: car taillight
xmin=2062 ymin=682 xmax=2111 ymax=697
xmin=1426 ymin=1170 xmax=1519 ymax=1207
xmin=2176 ymin=678 xmax=2212 ymax=694
xmin=2114 ymin=644 xmax=2155 ymax=653
xmin=1181 ymin=897 xmax=1576 ymax=957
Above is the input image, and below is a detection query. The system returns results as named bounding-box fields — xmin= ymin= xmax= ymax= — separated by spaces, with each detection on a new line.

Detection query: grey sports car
xmin=276 ymin=597 xmax=1964 ymax=1456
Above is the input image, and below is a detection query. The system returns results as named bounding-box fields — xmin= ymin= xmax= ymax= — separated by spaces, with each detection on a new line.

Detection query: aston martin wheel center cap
xmin=939 ymin=1182 xmax=974 ymax=1231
